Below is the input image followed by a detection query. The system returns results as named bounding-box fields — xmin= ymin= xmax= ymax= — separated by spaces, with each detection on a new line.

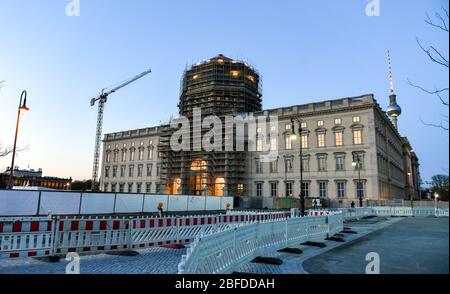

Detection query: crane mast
xmin=90 ymin=69 xmax=151 ymax=190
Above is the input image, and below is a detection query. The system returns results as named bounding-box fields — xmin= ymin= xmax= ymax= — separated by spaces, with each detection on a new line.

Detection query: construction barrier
xmin=0 ymin=211 xmax=288 ymax=259
xmin=0 ymin=190 xmax=235 ymax=216
xmin=177 ymin=213 xmax=340 ymax=274
xmin=0 ymin=217 xmax=55 ymax=258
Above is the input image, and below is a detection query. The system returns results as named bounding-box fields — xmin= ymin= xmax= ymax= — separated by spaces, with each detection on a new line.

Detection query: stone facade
xmin=100 ymin=94 xmax=420 ymax=205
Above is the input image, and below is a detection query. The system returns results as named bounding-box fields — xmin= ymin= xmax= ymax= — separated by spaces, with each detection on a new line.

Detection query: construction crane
xmin=90 ymin=69 xmax=152 ymax=190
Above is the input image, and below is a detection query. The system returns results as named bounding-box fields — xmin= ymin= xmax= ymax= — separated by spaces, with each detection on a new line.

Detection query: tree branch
xmin=425 ymin=9 xmax=449 ymax=32
xmin=416 ymin=37 xmax=449 ymax=68
xmin=420 ymin=117 xmax=449 ymax=131
xmin=407 ymin=79 xmax=449 ymax=106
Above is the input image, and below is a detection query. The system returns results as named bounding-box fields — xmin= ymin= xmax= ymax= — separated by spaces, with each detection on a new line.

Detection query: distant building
xmin=99 ymin=54 xmax=420 ymax=206
xmin=4 ymin=167 xmax=72 ymax=190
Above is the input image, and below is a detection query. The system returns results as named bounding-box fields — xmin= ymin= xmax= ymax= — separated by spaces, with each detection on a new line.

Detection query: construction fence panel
xmin=79 ymin=193 xmax=115 ymax=215
xmin=0 ymin=217 xmax=54 ymax=258
xmin=115 ymin=193 xmax=145 ymax=214
xmin=39 ymin=191 xmax=81 ymax=215
xmin=0 ymin=190 xmax=39 ymax=216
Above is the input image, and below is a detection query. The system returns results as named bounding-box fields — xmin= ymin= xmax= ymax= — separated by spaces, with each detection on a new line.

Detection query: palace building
xmin=99 ymin=54 xmax=420 ymax=205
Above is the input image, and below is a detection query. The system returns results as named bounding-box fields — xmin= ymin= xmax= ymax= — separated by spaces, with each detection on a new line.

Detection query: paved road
xmin=303 ymin=217 xmax=449 ymax=274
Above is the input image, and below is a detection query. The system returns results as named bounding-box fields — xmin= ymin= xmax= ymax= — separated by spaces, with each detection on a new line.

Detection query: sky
xmin=0 ymin=0 xmax=448 ymax=184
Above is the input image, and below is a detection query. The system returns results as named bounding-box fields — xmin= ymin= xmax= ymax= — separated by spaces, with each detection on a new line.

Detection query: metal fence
xmin=177 ymin=213 xmax=342 ymax=274
xmin=0 ymin=211 xmax=289 ymax=259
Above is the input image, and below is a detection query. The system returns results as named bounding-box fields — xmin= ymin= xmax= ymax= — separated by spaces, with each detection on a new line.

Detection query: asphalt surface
xmin=303 ymin=217 xmax=449 ymax=274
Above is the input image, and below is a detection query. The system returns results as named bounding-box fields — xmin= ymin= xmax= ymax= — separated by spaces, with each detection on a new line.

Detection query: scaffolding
xmin=159 ymin=54 xmax=262 ymax=196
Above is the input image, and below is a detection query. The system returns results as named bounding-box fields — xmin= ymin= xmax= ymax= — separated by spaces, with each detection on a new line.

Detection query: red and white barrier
xmin=0 ymin=217 xmax=54 ymax=258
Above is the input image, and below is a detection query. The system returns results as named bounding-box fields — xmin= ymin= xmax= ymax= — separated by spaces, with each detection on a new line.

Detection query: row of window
xmin=104 ymin=182 xmax=161 ymax=194
xmin=106 ymin=140 xmax=156 ymax=163
xmin=255 ymin=181 xmax=365 ymax=198
xmin=281 ymin=116 xmax=361 ymax=131
xmin=255 ymin=152 xmax=365 ymax=173
xmin=104 ymin=164 xmax=160 ymax=178
xmin=256 ymin=129 xmax=363 ymax=152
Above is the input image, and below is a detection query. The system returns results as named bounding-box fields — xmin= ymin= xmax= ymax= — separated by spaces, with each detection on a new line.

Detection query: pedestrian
xmin=157 ymin=202 xmax=164 ymax=218
xmin=351 ymin=201 xmax=355 ymax=208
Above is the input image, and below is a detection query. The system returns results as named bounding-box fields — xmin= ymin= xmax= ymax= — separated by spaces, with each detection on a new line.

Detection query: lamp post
xmin=434 ymin=193 xmax=439 ymax=212
xmin=8 ymin=90 xmax=30 ymax=190
xmin=352 ymin=159 xmax=363 ymax=207
xmin=290 ymin=117 xmax=304 ymax=216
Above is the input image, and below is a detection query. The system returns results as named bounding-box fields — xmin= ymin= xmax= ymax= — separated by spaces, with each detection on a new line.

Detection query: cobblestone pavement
xmin=0 ymin=247 xmax=186 ymax=274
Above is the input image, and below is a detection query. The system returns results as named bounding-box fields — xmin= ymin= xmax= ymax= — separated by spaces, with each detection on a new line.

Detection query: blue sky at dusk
xmin=0 ymin=0 xmax=448 ymax=183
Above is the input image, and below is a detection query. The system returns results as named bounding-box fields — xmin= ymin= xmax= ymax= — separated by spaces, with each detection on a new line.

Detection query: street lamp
xmin=290 ymin=117 xmax=305 ymax=216
xmin=352 ymin=159 xmax=363 ymax=207
xmin=8 ymin=90 xmax=30 ymax=190
xmin=434 ymin=193 xmax=439 ymax=211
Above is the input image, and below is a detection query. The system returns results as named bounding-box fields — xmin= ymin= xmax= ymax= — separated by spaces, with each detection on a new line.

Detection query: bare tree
xmin=0 ymin=144 xmax=29 ymax=158
xmin=409 ymin=6 xmax=449 ymax=131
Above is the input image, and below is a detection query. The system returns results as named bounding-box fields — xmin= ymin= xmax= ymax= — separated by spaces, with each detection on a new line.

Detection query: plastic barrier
xmin=0 ymin=217 xmax=54 ymax=258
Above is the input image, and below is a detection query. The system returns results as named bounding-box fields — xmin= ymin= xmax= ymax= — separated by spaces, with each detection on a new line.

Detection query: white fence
xmin=0 ymin=190 xmax=234 ymax=216
xmin=177 ymin=213 xmax=341 ymax=274
xmin=309 ymin=207 xmax=449 ymax=220
xmin=0 ymin=211 xmax=289 ymax=259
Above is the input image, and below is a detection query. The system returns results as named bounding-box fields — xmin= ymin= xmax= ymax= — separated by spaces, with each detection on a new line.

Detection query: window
xmin=270 ymin=138 xmax=277 ymax=151
xmin=353 ymin=130 xmax=362 ymax=145
xmin=112 ymin=166 xmax=117 ymax=178
xmin=147 ymin=164 xmax=153 ymax=177
xmin=256 ymin=127 xmax=262 ymax=133
xmin=285 ymin=182 xmax=293 ymax=197
xmin=156 ymin=164 xmax=160 ymax=176
xmin=137 ymin=164 xmax=143 ymax=177
xmin=256 ymin=183 xmax=263 ymax=197
xmin=319 ymin=182 xmax=328 ymax=198
xmin=301 ymin=157 xmax=309 ymax=172
xmin=285 ymin=137 xmax=292 ymax=150
xmin=119 ymin=183 xmax=124 ymax=193
xmin=146 ymin=182 xmax=152 ymax=193
xmin=301 ymin=134 xmax=308 ymax=149
xmin=237 ymin=183 xmax=244 ymax=194
xmin=270 ymin=159 xmax=278 ymax=173
xmin=255 ymin=159 xmax=262 ymax=174
xmin=137 ymin=183 xmax=142 ymax=193
xmin=128 ymin=183 xmax=133 ymax=193
xmin=120 ymin=165 xmax=125 ymax=177
xmin=334 ymin=118 xmax=342 ymax=125
xmin=105 ymin=166 xmax=110 ymax=178
xmin=271 ymin=182 xmax=278 ymax=197
xmin=111 ymin=183 xmax=117 ymax=193
xmin=130 ymin=149 xmax=135 ymax=161
xmin=335 ymin=132 xmax=343 ymax=146
xmin=270 ymin=126 xmax=277 ymax=132
xmin=129 ymin=165 xmax=134 ymax=177
xmin=301 ymin=182 xmax=309 ymax=197
xmin=285 ymin=158 xmax=293 ymax=173
xmin=301 ymin=122 xmax=307 ymax=129
xmin=113 ymin=151 xmax=118 ymax=162
xmin=337 ymin=181 xmax=346 ymax=198
xmin=317 ymin=120 xmax=324 ymax=127
xmin=353 ymin=116 xmax=361 ymax=123
xmin=256 ymin=139 xmax=263 ymax=152
xmin=336 ymin=156 xmax=345 ymax=171
xmin=353 ymin=153 xmax=365 ymax=169
xmin=317 ymin=133 xmax=326 ymax=148
xmin=155 ymin=183 xmax=161 ymax=194
xmin=285 ymin=124 xmax=291 ymax=131
xmin=318 ymin=155 xmax=327 ymax=172
xmin=121 ymin=150 xmax=127 ymax=162
xmin=106 ymin=152 xmax=111 ymax=163
xmin=148 ymin=145 xmax=153 ymax=160
xmin=103 ymin=183 xmax=109 ymax=192
xmin=138 ymin=149 xmax=144 ymax=161
xmin=356 ymin=181 xmax=365 ymax=198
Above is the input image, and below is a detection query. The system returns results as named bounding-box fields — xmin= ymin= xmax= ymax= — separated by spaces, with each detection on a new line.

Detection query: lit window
xmin=139 ymin=149 xmax=144 ymax=161
xmin=230 ymin=71 xmax=240 ymax=77
xmin=173 ymin=178 xmax=181 ymax=195
xmin=353 ymin=130 xmax=362 ymax=145
xmin=247 ymin=75 xmax=255 ymax=82
xmin=353 ymin=116 xmax=361 ymax=123
xmin=317 ymin=120 xmax=324 ymax=127
xmin=285 ymin=124 xmax=291 ymax=130
xmin=335 ymin=118 xmax=342 ymax=125
xmin=237 ymin=183 xmax=244 ymax=194
xmin=256 ymin=139 xmax=263 ymax=152
xmin=317 ymin=133 xmax=326 ymax=147
xmin=301 ymin=122 xmax=307 ymax=129
xmin=215 ymin=178 xmax=225 ymax=196
xmin=285 ymin=137 xmax=292 ymax=150
xmin=335 ymin=132 xmax=343 ymax=146
xmin=256 ymin=127 xmax=262 ymax=133
xmin=270 ymin=138 xmax=277 ymax=151
xmin=301 ymin=134 xmax=308 ymax=149
xmin=270 ymin=126 xmax=277 ymax=132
